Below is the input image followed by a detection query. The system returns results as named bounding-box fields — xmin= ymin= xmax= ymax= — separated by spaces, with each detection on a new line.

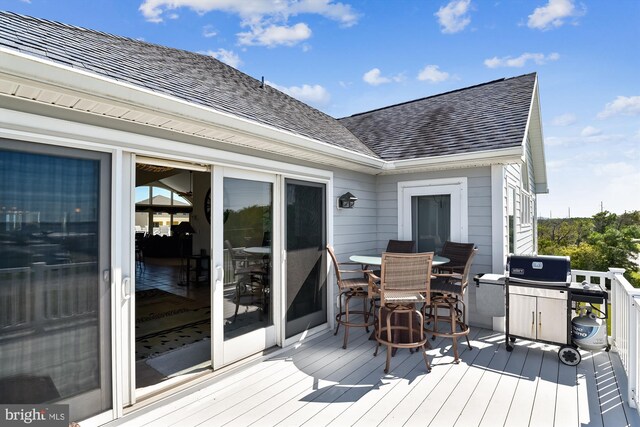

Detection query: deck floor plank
xmin=529 ymin=349 xmax=560 ymax=426
xmin=421 ymin=331 xmax=501 ymax=427
xmin=477 ymin=340 xmax=530 ymax=427
xmin=554 ymin=352 xmax=579 ymax=427
xmin=452 ymin=335 xmax=512 ymax=426
xmin=503 ymin=343 xmax=545 ymax=426
xmin=109 ymin=326 xmax=635 ymax=427
xmin=180 ymin=334 xmax=373 ymax=426
xmin=401 ymin=329 xmax=492 ymax=426
xmin=593 ymin=350 xmax=631 ymax=427
xmin=322 ymin=334 xmax=451 ymax=427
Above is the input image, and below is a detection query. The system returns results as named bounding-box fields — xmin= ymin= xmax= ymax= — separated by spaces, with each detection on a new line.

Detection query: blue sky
xmin=4 ymin=0 xmax=639 ymax=218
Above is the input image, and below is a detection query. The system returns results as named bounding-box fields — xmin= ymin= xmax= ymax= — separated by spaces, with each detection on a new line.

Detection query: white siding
xmin=331 ymin=168 xmax=377 ymax=262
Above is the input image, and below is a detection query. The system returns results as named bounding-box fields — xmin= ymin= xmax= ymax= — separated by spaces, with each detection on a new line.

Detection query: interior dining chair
xmin=372 ymin=252 xmax=433 ymax=374
xmin=425 ymin=243 xmax=477 ymax=363
xmin=327 ymin=245 xmax=374 ymax=349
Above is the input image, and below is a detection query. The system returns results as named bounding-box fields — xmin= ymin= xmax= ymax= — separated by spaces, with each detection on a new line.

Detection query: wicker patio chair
xmin=327 ymin=245 xmax=375 ymax=349
xmin=425 ymin=244 xmax=477 ymax=363
xmin=372 ymin=252 xmax=433 ymax=374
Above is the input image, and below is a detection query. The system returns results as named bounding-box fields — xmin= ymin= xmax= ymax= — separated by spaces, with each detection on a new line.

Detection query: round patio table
xmin=349 ymin=254 xmax=449 ymax=266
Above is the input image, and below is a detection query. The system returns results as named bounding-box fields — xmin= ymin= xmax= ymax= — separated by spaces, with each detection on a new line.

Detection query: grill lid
xmin=506 ymin=255 xmax=571 ymax=285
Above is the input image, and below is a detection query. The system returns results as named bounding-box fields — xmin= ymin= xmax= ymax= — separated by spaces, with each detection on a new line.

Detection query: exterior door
xmin=284 ymin=180 xmax=327 ymax=339
xmin=212 ymin=168 xmax=277 ymax=368
xmin=0 ymin=140 xmax=111 ymax=421
xmin=399 ymin=178 xmax=468 ymax=253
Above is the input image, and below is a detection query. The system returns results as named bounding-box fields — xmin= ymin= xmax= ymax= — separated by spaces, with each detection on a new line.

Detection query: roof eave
xmin=383 ymin=146 xmax=524 ymax=174
xmin=0 ymin=48 xmax=385 ymax=172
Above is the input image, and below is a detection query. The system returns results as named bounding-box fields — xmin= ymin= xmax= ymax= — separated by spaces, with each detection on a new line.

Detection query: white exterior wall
xmin=330 ymin=168 xmax=377 ymax=262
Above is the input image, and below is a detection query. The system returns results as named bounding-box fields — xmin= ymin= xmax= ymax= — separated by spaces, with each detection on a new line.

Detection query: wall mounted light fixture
xmin=337 ymin=192 xmax=357 ymax=209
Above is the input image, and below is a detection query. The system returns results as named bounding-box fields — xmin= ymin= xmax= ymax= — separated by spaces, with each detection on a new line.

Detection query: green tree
xmin=538 ymin=211 xmax=640 ymax=287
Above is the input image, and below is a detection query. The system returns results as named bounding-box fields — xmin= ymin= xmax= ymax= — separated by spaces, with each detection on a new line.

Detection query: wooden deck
xmin=113 ymin=325 xmax=640 ymax=427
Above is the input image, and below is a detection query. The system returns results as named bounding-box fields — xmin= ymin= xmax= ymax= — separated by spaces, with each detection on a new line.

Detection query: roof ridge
xmin=340 ymin=72 xmax=537 ymax=119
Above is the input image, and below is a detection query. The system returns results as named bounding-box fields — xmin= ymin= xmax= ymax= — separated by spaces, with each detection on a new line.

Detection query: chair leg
xmin=343 ymin=294 xmax=351 ymax=349
xmin=418 ymin=311 xmax=431 ymax=372
xmin=334 ymin=293 xmax=343 ymax=336
xmin=374 ymin=306 xmax=382 ymax=357
xmin=451 ymin=301 xmax=459 ymax=363
xmin=385 ymin=310 xmax=393 ymax=374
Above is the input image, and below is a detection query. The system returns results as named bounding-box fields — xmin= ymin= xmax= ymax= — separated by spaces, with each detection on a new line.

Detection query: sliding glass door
xmin=0 ymin=140 xmax=111 ymax=421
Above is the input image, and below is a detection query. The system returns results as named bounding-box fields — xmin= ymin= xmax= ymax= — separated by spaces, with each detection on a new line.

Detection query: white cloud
xmin=363 ymin=68 xmax=390 ymax=86
xmin=139 ymin=0 xmax=359 ymax=28
xmin=202 ymin=25 xmax=218 ymax=38
xmin=362 ymin=68 xmax=405 ymax=86
xmin=580 ymin=126 xmax=601 ymax=137
xmin=593 ymin=162 xmax=637 ymax=178
xmin=527 ymin=0 xmax=584 ymax=30
xmin=551 ymin=113 xmax=577 ymax=126
xmin=200 ymin=48 xmax=242 ymax=68
xmin=597 ymin=96 xmax=640 ymax=119
xmin=417 ymin=65 xmax=450 ymax=83
xmin=167 ymin=13 xmax=180 ymax=19
xmin=266 ymin=80 xmax=330 ymax=106
xmin=238 ymin=22 xmax=311 ymax=47
xmin=435 ymin=0 xmax=472 ymax=34
xmin=484 ymin=52 xmax=559 ymax=68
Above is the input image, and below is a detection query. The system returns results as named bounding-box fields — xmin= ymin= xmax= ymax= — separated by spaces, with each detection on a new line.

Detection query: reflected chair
xmin=225 ymin=240 xmax=268 ymax=321
xmin=327 ymin=245 xmax=374 ymax=349
xmin=372 ymin=252 xmax=433 ymax=374
xmin=425 ymin=243 xmax=477 ymax=363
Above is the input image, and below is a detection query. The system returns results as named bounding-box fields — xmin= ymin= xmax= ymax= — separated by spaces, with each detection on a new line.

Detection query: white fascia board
xmin=522 ymin=75 xmax=548 ymax=194
xmin=0 ymin=106 xmax=333 ymax=181
xmin=0 ymin=48 xmax=384 ymax=170
xmin=385 ymin=146 xmax=523 ymax=173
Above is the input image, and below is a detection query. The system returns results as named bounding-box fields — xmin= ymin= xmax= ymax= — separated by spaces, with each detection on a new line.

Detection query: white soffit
xmin=0 ymin=48 xmax=384 ymax=174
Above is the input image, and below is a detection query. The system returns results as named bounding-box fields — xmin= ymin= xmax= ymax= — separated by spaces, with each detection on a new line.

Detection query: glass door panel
xmin=284 ymin=180 xmax=326 ymax=338
xmin=411 ymin=195 xmax=451 ymax=253
xmin=0 ymin=140 xmax=111 ymax=421
xmin=222 ymin=177 xmax=273 ymax=339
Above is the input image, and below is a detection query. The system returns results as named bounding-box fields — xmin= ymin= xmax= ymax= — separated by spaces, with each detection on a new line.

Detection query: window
xmin=135 ymin=185 xmax=192 ymax=236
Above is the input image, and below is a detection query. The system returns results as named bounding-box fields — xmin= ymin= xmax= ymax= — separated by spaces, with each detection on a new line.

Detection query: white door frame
xmin=397 ymin=177 xmax=468 ymax=244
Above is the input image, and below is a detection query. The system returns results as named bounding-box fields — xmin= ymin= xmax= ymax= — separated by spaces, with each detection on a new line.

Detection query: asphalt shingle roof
xmin=338 ymin=73 xmax=536 ymax=161
xmin=0 ymin=11 xmax=377 ymax=158
xmin=0 ymin=11 xmax=535 ymax=164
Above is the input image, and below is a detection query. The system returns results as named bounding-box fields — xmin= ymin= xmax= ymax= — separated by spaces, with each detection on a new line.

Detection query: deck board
xmin=110 ymin=326 xmax=636 ymax=427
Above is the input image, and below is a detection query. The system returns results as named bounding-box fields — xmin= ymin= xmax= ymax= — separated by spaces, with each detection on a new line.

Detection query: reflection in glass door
xmin=222 ymin=177 xmax=273 ymax=340
xmin=285 ymin=180 xmax=326 ymax=338
xmin=0 ymin=140 xmax=111 ymax=421
xmin=411 ymin=195 xmax=451 ymax=253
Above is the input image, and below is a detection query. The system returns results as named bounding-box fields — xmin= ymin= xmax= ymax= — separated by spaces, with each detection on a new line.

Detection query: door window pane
xmin=285 ymin=181 xmax=326 ymax=338
xmin=0 ymin=144 xmax=110 ymax=420
xmin=412 ymin=195 xmax=450 ymax=253
xmin=223 ymin=178 xmax=272 ymax=339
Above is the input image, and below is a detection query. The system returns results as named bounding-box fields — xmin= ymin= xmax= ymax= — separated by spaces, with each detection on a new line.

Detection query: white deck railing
xmin=572 ymin=268 xmax=640 ymax=414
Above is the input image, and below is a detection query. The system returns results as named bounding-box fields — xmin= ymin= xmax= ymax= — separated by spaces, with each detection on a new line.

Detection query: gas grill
xmin=503 ymin=255 xmax=610 ymax=365
xmin=504 ymin=255 xmax=573 ymax=354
